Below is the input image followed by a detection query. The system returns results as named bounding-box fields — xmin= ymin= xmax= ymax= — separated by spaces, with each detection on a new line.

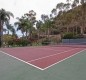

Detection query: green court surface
xmin=0 ymin=50 xmax=86 ymax=80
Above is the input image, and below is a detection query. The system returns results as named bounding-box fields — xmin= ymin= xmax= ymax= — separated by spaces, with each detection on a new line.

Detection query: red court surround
xmin=0 ymin=47 xmax=85 ymax=70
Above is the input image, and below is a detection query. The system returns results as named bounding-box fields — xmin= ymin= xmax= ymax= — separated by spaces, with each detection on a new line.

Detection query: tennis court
xmin=0 ymin=45 xmax=86 ymax=80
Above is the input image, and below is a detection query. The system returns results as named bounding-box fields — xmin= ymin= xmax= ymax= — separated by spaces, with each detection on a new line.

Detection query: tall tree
xmin=15 ymin=16 xmax=29 ymax=39
xmin=72 ymin=0 xmax=79 ymax=8
xmin=51 ymin=8 xmax=57 ymax=17
xmin=24 ymin=10 xmax=36 ymax=39
xmin=36 ymin=20 xmax=43 ymax=40
xmin=6 ymin=24 xmax=14 ymax=34
xmin=0 ymin=8 xmax=14 ymax=47
xmin=41 ymin=14 xmax=53 ymax=40
xmin=72 ymin=0 xmax=86 ymax=34
xmin=80 ymin=0 xmax=86 ymax=34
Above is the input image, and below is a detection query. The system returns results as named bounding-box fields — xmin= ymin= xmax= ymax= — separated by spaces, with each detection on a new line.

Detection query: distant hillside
xmin=53 ymin=3 xmax=86 ymax=35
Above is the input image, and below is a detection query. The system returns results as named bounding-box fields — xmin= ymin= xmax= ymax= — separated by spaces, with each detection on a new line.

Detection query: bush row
xmin=8 ymin=39 xmax=32 ymax=47
xmin=63 ymin=32 xmax=84 ymax=39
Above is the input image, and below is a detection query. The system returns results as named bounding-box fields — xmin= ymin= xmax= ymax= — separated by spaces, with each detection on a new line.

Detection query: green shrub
xmin=73 ymin=34 xmax=84 ymax=39
xmin=8 ymin=40 xmax=14 ymax=46
xmin=41 ymin=38 xmax=51 ymax=45
xmin=21 ymin=39 xmax=30 ymax=46
xmin=8 ymin=39 xmax=31 ymax=47
xmin=63 ymin=33 xmax=74 ymax=39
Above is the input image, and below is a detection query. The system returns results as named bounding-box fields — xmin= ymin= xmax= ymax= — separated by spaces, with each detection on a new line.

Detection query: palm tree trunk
xmin=47 ymin=28 xmax=50 ymax=40
xmin=0 ymin=20 xmax=3 ymax=47
xmin=67 ymin=26 xmax=69 ymax=33
xmin=73 ymin=27 xmax=75 ymax=36
xmin=22 ymin=32 xmax=24 ymax=38
xmin=29 ymin=28 xmax=32 ymax=46
xmin=29 ymin=27 xmax=32 ymax=39
xmin=0 ymin=23 xmax=2 ymax=47
xmin=26 ymin=30 xmax=28 ymax=39
xmin=80 ymin=26 xmax=84 ymax=35
xmin=37 ymin=30 xmax=40 ymax=40
xmin=7 ymin=31 xmax=9 ymax=35
xmin=75 ymin=26 xmax=77 ymax=35
xmin=29 ymin=31 xmax=32 ymax=39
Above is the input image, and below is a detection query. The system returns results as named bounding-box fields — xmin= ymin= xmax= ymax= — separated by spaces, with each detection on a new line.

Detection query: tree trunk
xmin=0 ymin=21 xmax=3 ymax=48
xmin=80 ymin=26 xmax=84 ymax=35
xmin=26 ymin=30 xmax=28 ymax=39
xmin=22 ymin=32 xmax=24 ymax=38
xmin=29 ymin=31 xmax=32 ymax=39
xmin=37 ymin=30 xmax=40 ymax=40
xmin=73 ymin=27 xmax=75 ymax=36
xmin=81 ymin=3 xmax=85 ymax=35
xmin=29 ymin=28 xmax=32 ymax=39
xmin=29 ymin=28 xmax=32 ymax=46
xmin=75 ymin=26 xmax=77 ymax=35
xmin=67 ymin=26 xmax=69 ymax=33
xmin=0 ymin=29 xmax=1 ymax=47
xmin=47 ymin=28 xmax=50 ymax=40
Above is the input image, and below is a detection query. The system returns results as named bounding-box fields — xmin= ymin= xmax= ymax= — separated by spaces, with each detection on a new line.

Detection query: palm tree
xmin=41 ymin=14 xmax=48 ymax=36
xmin=0 ymin=8 xmax=14 ymax=47
xmin=41 ymin=14 xmax=53 ymax=40
xmin=36 ymin=20 xmax=43 ymax=40
xmin=6 ymin=24 xmax=13 ymax=34
xmin=15 ymin=10 xmax=36 ymax=41
xmin=24 ymin=10 xmax=36 ymax=39
xmin=6 ymin=24 xmax=16 ymax=36
xmin=15 ymin=16 xmax=29 ymax=39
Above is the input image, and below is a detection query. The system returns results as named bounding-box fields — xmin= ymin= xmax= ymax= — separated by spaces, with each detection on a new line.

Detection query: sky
xmin=0 ymin=0 xmax=66 ymax=21
xmin=0 ymin=0 xmax=66 ymax=36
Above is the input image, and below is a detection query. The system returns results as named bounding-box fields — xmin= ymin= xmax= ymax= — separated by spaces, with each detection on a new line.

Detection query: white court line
xmin=36 ymin=47 xmax=63 ymax=52
xmin=43 ymin=49 xmax=86 ymax=70
xmin=28 ymin=48 xmax=78 ymax=62
xmin=0 ymin=51 xmax=44 ymax=70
